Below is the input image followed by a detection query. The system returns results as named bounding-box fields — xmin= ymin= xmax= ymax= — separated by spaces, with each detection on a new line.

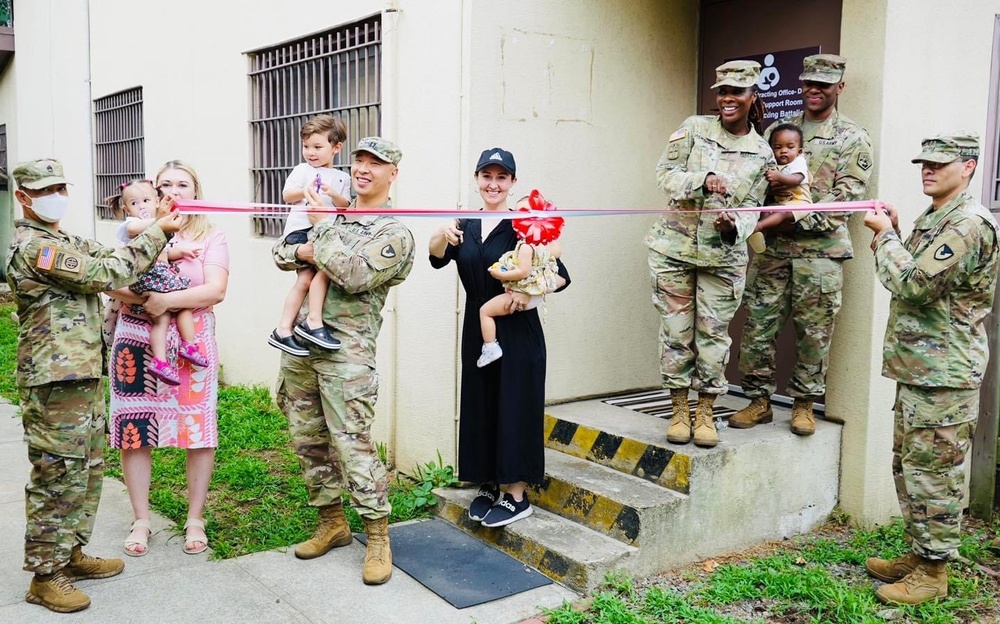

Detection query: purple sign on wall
xmin=729 ymin=46 xmax=820 ymax=130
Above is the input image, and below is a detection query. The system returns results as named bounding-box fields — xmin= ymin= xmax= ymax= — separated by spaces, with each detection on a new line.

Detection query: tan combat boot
xmin=875 ymin=558 xmax=948 ymax=605
xmin=666 ymin=389 xmax=692 ymax=444
xmin=692 ymin=393 xmax=718 ymax=448
xmin=865 ymin=552 xmax=920 ymax=582
xmin=294 ymin=503 xmax=354 ymax=560
xmin=64 ymin=545 xmax=125 ymax=581
xmin=362 ymin=517 xmax=393 ymax=585
xmin=790 ymin=399 xmax=815 ymax=436
xmin=25 ymin=570 xmax=91 ymax=613
xmin=729 ymin=397 xmax=773 ymax=429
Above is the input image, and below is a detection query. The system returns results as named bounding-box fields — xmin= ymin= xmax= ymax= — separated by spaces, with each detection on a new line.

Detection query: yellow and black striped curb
xmin=437 ymin=498 xmax=596 ymax=593
xmin=543 ymin=413 xmax=691 ymax=495
xmin=527 ymin=474 xmax=641 ymax=545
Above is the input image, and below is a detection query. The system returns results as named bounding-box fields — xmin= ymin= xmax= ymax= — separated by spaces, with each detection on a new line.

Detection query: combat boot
xmin=865 ymin=552 xmax=920 ymax=582
xmin=362 ymin=517 xmax=393 ymax=585
xmin=790 ymin=399 xmax=815 ymax=436
xmin=64 ymin=545 xmax=125 ymax=581
xmin=25 ymin=570 xmax=91 ymax=613
xmin=666 ymin=389 xmax=692 ymax=444
xmin=294 ymin=503 xmax=354 ymax=560
xmin=692 ymin=393 xmax=718 ymax=448
xmin=875 ymin=558 xmax=948 ymax=605
xmin=729 ymin=397 xmax=773 ymax=429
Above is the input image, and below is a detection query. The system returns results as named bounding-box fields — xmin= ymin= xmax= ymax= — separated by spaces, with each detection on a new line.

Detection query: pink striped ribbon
xmin=173 ymin=198 xmax=884 ymax=218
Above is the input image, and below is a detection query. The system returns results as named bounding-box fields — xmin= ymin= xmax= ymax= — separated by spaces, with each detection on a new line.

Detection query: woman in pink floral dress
xmin=107 ymin=160 xmax=229 ymax=557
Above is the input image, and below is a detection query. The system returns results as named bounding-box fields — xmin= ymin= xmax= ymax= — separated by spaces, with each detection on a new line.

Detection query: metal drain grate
xmin=602 ymin=390 xmax=736 ymax=420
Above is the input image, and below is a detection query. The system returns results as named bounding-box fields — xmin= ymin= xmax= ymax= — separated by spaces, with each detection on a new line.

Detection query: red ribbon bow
xmin=512 ymin=189 xmax=565 ymax=245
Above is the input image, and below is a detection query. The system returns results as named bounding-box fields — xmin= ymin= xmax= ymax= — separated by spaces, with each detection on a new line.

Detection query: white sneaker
xmin=477 ymin=341 xmax=503 ymax=368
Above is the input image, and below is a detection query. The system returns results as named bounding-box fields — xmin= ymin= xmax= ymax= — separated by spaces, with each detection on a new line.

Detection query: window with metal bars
xmin=0 ymin=124 xmax=7 ymax=190
xmin=247 ymin=15 xmax=382 ymax=237
xmin=93 ymin=87 xmax=144 ymax=220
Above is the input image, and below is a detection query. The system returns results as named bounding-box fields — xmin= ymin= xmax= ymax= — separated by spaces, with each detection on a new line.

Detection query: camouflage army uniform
xmin=873 ymin=190 xmax=998 ymax=560
xmin=739 ymin=108 xmax=873 ymax=399
xmin=273 ymin=205 xmax=414 ymax=520
xmin=6 ymin=219 xmax=167 ymax=574
xmin=646 ymin=114 xmax=774 ymax=394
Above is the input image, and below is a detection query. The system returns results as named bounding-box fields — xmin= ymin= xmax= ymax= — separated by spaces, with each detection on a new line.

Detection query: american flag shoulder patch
xmin=36 ymin=245 xmax=57 ymax=271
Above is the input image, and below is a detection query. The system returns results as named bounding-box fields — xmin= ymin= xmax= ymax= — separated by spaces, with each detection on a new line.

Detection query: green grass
xmin=0 ymin=302 xmax=19 ymax=403
xmin=542 ymin=517 xmax=1000 ymax=624
xmin=0 ymin=296 xmax=453 ymax=559
xmin=104 ymin=384 xmax=453 ymax=558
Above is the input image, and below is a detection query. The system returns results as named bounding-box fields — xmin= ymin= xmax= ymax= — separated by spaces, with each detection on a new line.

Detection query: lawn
xmin=543 ymin=514 xmax=1000 ymax=624
xmin=0 ymin=300 xmax=454 ymax=559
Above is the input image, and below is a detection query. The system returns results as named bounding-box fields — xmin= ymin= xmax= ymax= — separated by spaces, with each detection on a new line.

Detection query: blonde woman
xmin=107 ymin=160 xmax=230 ymax=557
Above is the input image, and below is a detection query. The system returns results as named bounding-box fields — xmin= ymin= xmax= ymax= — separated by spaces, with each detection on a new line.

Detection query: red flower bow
xmin=512 ymin=189 xmax=565 ymax=245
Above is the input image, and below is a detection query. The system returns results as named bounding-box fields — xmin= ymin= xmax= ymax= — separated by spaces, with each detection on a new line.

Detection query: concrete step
xmin=541 ymin=394 xmax=841 ymax=577
xmin=528 ymin=448 xmax=686 ymax=546
xmin=434 ymin=485 xmax=635 ymax=593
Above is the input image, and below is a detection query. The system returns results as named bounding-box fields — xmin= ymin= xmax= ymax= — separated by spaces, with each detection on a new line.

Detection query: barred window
xmin=93 ymin=87 xmax=144 ymax=220
xmin=247 ymin=14 xmax=382 ymax=237
xmin=0 ymin=124 xmax=7 ymax=190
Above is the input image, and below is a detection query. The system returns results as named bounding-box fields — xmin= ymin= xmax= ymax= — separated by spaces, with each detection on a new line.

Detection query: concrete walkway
xmin=0 ymin=402 xmax=576 ymax=623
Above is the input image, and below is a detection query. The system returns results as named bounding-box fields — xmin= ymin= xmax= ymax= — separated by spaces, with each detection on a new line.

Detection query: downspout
xmin=84 ymin=0 xmax=95 ymax=238
xmin=383 ymin=0 xmax=400 ymax=467
xmin=454 ymin=0 xmax=472 ymax=464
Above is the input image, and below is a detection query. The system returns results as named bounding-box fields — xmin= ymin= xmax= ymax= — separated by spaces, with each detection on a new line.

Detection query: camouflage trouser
xmin=19 ymin=379 xmax=106 ymax=574
xmin=275 ymin=355 xmax=390 ymax=520
xmin=648 ymin=251 xmax=745 ymax=395
xmin=893 ymin=384 xmax=978 ymax=561
xmin=739 ymin=256 xmax=843 ymax=398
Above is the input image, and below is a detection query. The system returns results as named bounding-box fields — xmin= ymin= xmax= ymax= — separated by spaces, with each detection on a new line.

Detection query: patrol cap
xmin=711 ymin=60 xmax=761 ymax=89
xmin=351 ymin=137 xmax=402 ymax=165
xmin=911 ymin=133 xmax=980 ymax=164
xmin=799 ymin=54 xmax=847 ymax=84
xmin=12 ymin=158 xmax=71 ymax=190
xmin=475 ymin=147 xmax=516 ymax=177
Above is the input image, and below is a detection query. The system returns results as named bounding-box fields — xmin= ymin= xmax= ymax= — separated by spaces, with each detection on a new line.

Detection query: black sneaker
xmin=268 ymin=330 xmax=309 ymax=357
xmin=481 ymin=492 xmax=533 ymax=527
xmin=467 ymin=484 xmax=500 ymax=521
xmin=294 ymin=321 xmax=342 ymax=350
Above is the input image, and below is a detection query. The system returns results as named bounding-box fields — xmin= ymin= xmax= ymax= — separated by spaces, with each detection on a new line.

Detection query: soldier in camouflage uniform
xmin=648 ymin=61 xmax=775 ymax=449
xmin=732 ymin=54 xmax=874 ymax=435
xmin=862 ymin=134 xmax=997 ymax=605
xmin=273 ymin=137 xmax=414 ymax=585
xmin=6 ymin=159 xmax=181 ymax=613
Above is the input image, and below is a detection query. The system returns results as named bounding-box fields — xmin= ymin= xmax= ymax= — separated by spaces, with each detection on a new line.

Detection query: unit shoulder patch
xmin=364 ymin=235 xmax=406 ymax=271
xmin=916 ymin=230 xmax=968 ymax=277
xmin=857 ymin=152 xmax=872 ymax=171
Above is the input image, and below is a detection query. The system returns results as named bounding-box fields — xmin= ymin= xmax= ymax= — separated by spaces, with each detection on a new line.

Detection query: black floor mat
xmin=356 ymin=517 xmax=552 ymax=609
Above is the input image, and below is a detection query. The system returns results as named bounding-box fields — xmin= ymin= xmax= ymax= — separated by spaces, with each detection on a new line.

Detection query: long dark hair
xmin=748 ymin=90 xmax=765 ymax=135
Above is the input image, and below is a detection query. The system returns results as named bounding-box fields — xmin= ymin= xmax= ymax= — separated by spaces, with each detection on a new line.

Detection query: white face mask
xmin=28 ymin=193 xmax=70 ymax=223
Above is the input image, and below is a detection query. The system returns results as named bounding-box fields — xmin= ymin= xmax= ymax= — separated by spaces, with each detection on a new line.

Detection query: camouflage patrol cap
xmin=351 ymin=137 xmax=402 ymax=165
xmin=12 ymin=158 xmax=71 ymax=190
xmin=711 ymin=60 xmax=761 ymax=89
xmin=799 ymin=54 xmax=847 ymax=83
xmin=911 ymin=133 xmax=980 ymax=164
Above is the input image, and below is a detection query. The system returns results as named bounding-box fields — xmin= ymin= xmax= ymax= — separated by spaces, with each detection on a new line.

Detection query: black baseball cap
xmin=475 ymin=148 xmax=516 ymax=177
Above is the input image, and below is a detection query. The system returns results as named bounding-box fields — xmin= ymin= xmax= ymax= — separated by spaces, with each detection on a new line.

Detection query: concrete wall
xmin=2 ymin=0 xmax=93 ymax=238
xmin=78 ymin=0 xmax=699 ymax=472
xmin=14 ymin=1 xmax=993 ymax=527
xmin=835 ymin=0 xmax=1000 ymax=524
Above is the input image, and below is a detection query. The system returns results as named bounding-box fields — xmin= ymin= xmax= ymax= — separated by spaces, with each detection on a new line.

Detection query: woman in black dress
xmin=429 ymin=147 xmax=569 ymax=527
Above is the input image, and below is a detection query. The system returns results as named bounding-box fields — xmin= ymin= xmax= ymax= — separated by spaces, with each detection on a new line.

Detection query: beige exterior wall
xmin=835 ymin=0 xmax=1000 ymax=523
xmin=79 ymin=0 xmax=698 ymax=472
xmin=4 ymin=0 xmax=994 ymax=525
